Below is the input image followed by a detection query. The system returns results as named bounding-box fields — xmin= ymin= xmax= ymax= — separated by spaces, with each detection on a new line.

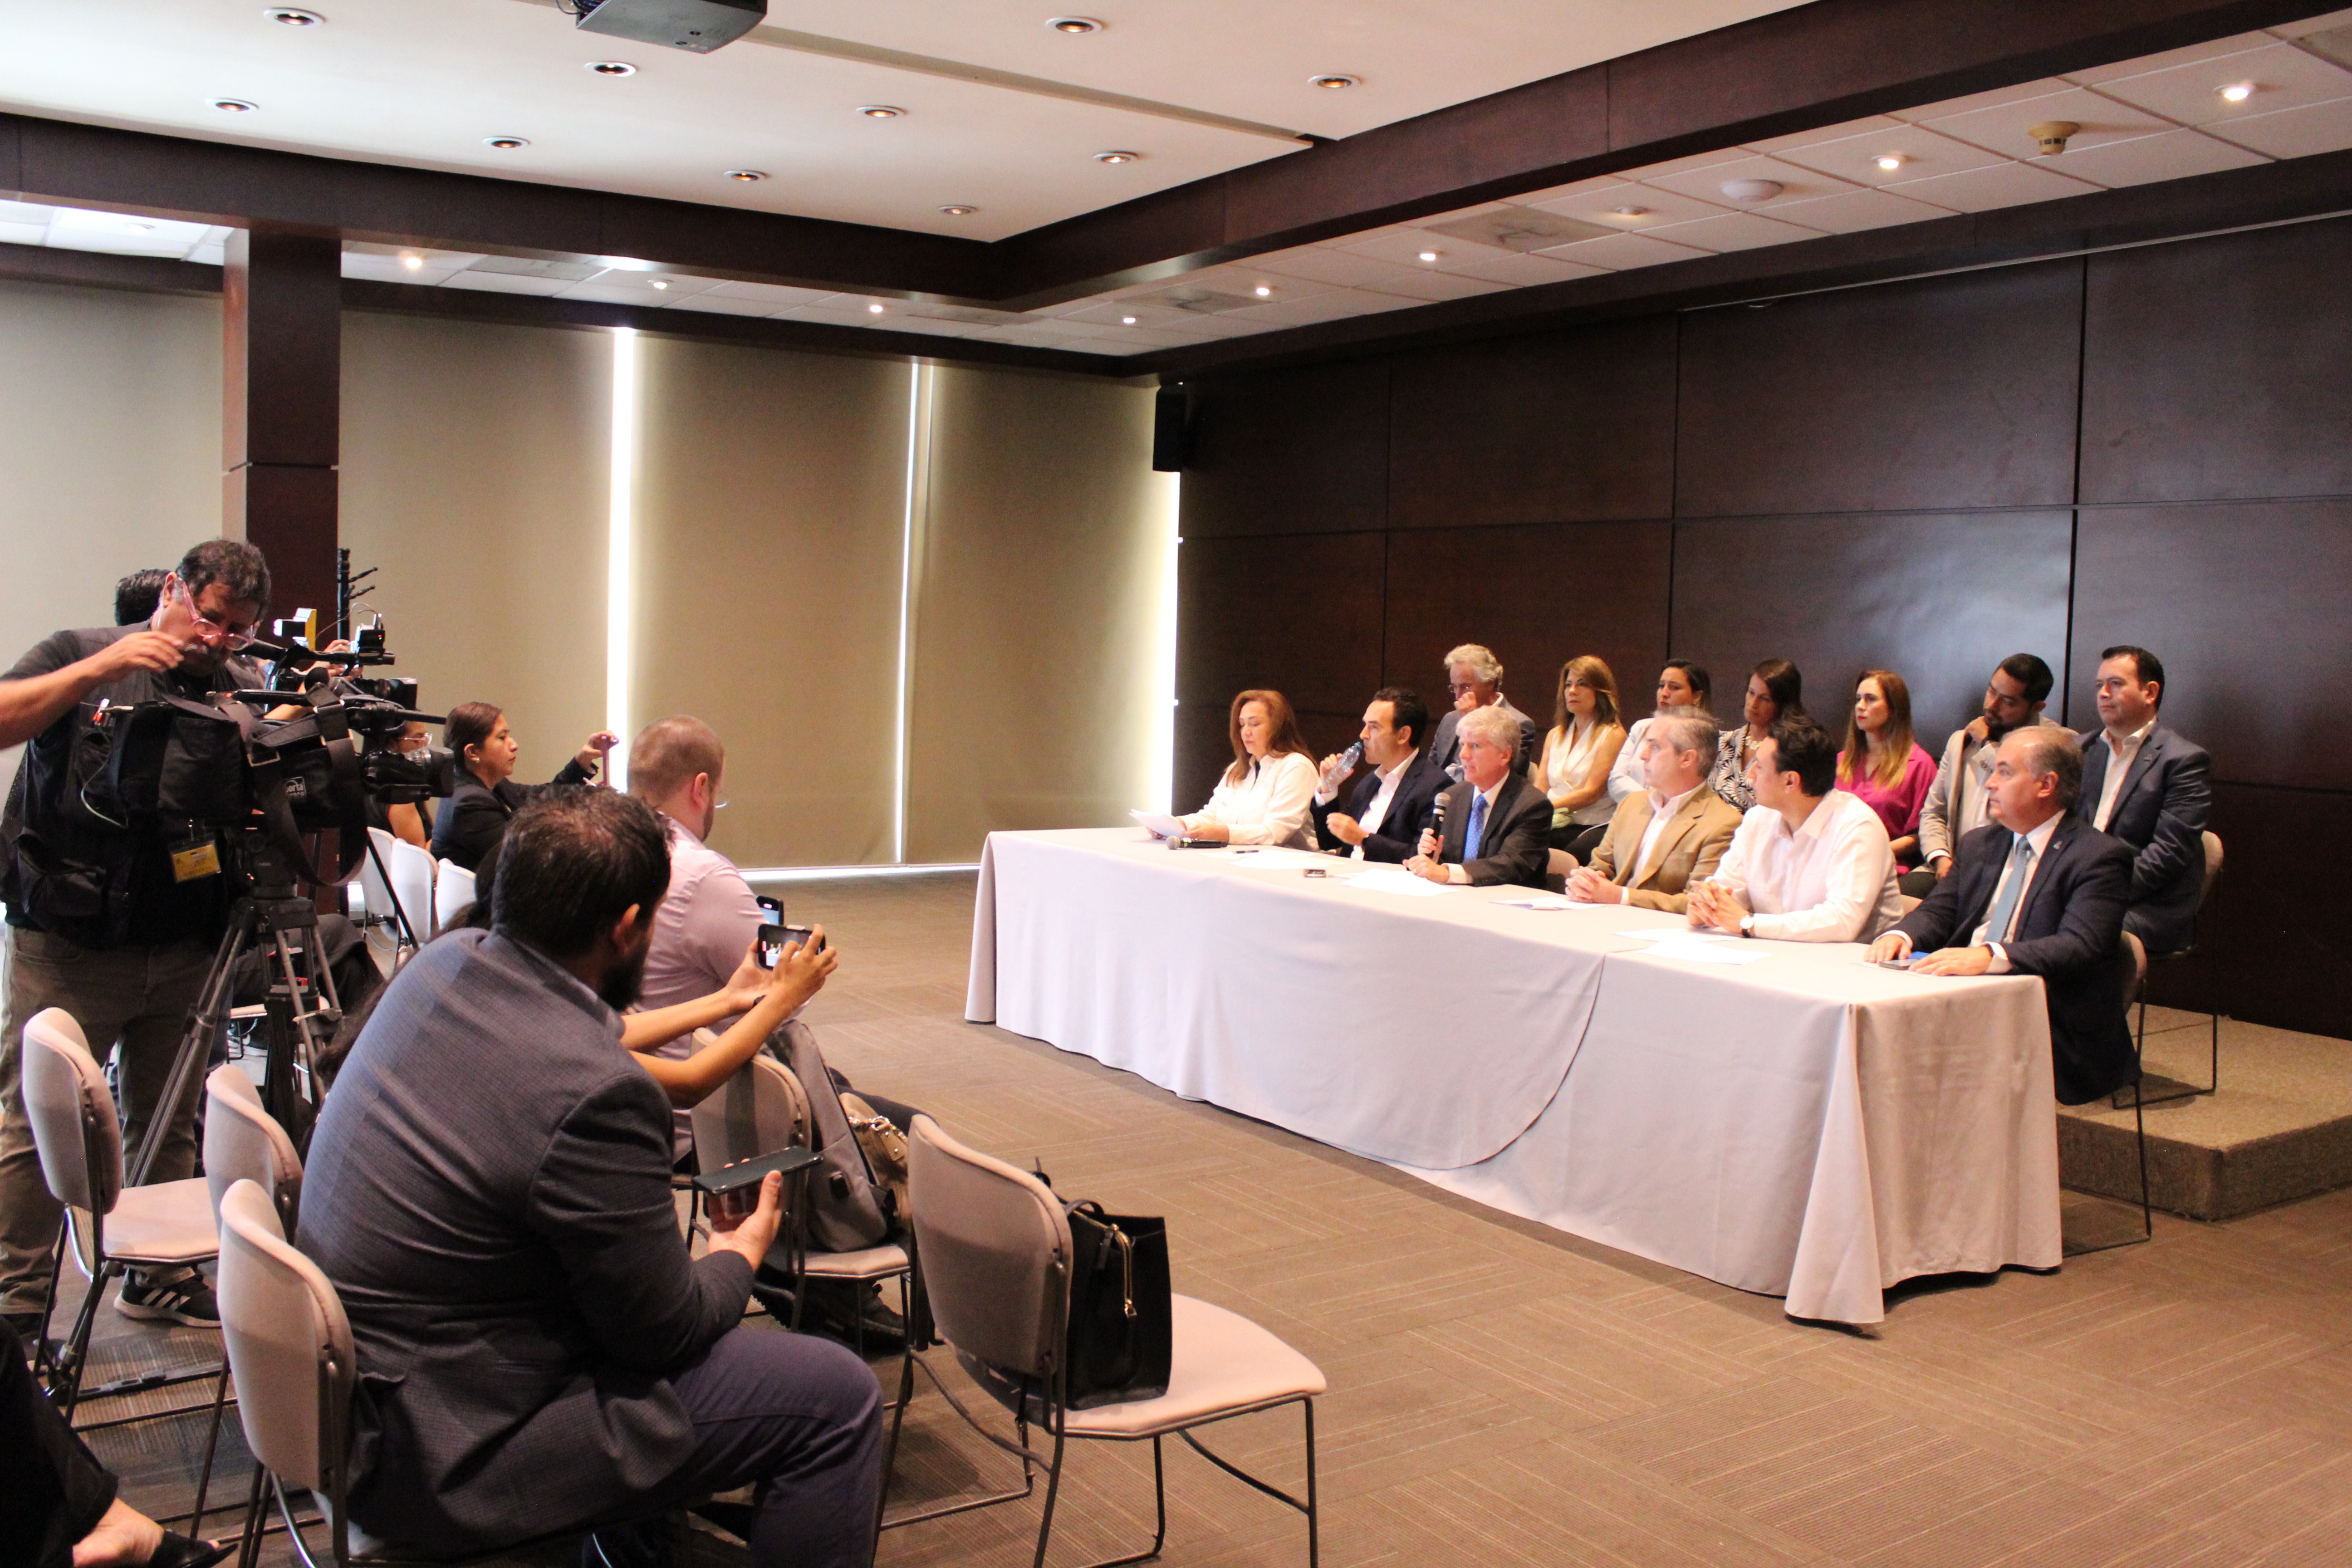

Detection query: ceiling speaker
xmin=573 ymin=0 xmax=765 ymax=54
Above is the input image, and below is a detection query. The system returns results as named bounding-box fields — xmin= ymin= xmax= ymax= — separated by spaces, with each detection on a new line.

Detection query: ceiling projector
xmin=572 ymin=0 xmax=766 ymax=54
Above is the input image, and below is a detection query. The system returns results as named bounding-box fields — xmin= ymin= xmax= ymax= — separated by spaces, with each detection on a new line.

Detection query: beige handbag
xmin=838 ymin=1092 xmax=910 ymax=1223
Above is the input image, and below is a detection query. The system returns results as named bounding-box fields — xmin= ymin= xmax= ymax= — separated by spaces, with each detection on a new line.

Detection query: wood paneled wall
xmin=1175 ymin=217 xmax=2352 ymax=1039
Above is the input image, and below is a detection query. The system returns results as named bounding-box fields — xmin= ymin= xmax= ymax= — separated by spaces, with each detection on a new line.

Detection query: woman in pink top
xmin=1837 ymin=669 xmax=1937 ymax=867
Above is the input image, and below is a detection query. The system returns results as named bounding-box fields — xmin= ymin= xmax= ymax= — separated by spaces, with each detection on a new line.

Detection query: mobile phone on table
xmin=756 ymin=922 xmax=824 ymax=968
xmin=691 ymin=1146 xmax=819 ymax=1230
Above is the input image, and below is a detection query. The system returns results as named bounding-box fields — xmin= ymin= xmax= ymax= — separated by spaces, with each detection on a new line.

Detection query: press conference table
xmin=964 ymin=828 xmax=2062 ymax=1326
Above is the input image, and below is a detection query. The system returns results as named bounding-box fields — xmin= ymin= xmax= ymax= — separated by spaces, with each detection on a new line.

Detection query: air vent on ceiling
xmin=1423 ymin=205 xmax=1616 ymax=253
xmin=1137 ymin=288 xmax=1263 ymax=314
xmin=466 ymin=256 xmax=606 ymax=281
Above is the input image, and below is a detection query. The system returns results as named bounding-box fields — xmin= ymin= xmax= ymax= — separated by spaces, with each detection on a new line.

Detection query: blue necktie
xmin=1982 ymin=834 xmax=2034 ymax=945
xmin=1464 ymin=791 xmax=1488 ymax=862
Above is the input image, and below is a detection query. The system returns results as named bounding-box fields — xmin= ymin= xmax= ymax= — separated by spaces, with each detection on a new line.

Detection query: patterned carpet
xmin=48 ymin=869 xmax=2352 ymax=1567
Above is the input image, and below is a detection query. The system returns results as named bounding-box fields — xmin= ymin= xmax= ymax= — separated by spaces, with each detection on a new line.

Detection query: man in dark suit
xmin=2075 ymin=645 xmax=2212 ymax=956
xmin=1406 ymin=706 xmax=1550 ymax=888
xmin=299 ymin=790 xmax=881 ymax=1567
xmin=1311 ymin=686 xmax=1446 ymax=862
xmin=1426 ymin=643 xmax=1540 ymax=777
xmin=1868 ymin=725 xmax=2136 ymax=1105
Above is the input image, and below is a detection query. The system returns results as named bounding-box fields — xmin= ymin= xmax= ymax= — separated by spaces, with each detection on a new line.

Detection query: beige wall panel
xmin=339 ymin=312 xmax=610 ymax=778
xmin=0 ymin=280 xmax=222 ymax=784
xmin=631 ymin=338 xmax=908 ymax=867
xmin=906 ymin=367 xmax=1175 ymax=863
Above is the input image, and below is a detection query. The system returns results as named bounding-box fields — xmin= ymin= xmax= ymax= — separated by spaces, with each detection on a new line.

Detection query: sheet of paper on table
xmin=1225 ymin=848 xmax=1340 ymax=869
xmin=1348 ymin=867 xmax=1449 ymax=897
xmin=1637 ymin=935 xmax=1773 ymax=965
xmin=1619 ymin=927 xmax=1730 ymax=942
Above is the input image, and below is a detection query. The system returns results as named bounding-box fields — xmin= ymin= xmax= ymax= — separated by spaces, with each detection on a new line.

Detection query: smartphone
xmin=757 ymin=922 xmax=824 ymax=968
xmin=756 ymin=895 xmax=784 ymax=925
xmin=692 ymin=1146 xmax=820 ymax=1230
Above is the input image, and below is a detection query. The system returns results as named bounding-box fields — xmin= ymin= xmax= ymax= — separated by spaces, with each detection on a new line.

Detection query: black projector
xmin=574 ymin=0 xmax=766 ymax=54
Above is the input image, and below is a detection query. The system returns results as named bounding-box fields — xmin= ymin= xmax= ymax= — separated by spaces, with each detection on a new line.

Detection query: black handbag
xmin=1061 ymin=1200 xmax=1172 ymax=1409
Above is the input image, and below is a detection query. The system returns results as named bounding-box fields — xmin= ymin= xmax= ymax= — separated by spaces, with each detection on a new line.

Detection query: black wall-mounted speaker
xmin=1152 ymin=385 xmax=1188 ymax=472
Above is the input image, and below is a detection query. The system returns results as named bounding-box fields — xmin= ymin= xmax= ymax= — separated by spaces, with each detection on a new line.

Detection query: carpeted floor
xmin=51 ymin=869 xmax=2352 ymax=1566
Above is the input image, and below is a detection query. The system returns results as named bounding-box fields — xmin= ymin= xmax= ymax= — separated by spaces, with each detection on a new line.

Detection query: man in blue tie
xmin=1407 ymin=706 xmax=1550 ymax=888
xmin=1867 ymin=725 xmax=2137 ymax=1104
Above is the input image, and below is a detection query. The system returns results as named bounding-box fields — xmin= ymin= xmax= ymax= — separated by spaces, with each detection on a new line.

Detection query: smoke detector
xmin=2028 ymin=120 xmax=2081 ymax=155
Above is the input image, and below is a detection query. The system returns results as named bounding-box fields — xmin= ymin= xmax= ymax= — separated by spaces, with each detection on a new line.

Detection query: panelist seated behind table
xmin=1608 ymin=659 xmax=1711 ymax=805
xmin=1689 ymin=713 xmax=1903 ymax=942
xmin=1406 ymin=706 xmax=1551 ymax=887
xmin=1867 ymin=725 xmax=2136 ymax=1105
xmin=1179 ymin=688 xmax=1319 ymax=848
xmin=430 ymin=700 xmax=617 ymax=870
xmin=298 ymin=789 xmax=882 ymax=1568
xmin=1568 ymin=707 xmax=1743 ymax=912
xmin=1312 ymin=686 xmax=1445 ymax=862
xmin=2076 ymin=645 xmax=2212 ymax=957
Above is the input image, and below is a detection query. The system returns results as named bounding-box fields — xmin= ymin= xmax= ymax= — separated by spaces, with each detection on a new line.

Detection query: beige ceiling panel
xmin=1766 ymin=123 xmax=2011 ymax=186
xmin=1637 ymin=153 xmax=1859 ymax=210
xmin=1758 ymin=187 xmax=1959 ymax=232
xmin=1883 ymin=158 xmax=2101 ymax=210
xmin=1916 ymin=85 xmax=2178 ymax=159
xmin=1530 ymin=181 xmax=1732 ymax=227
xmin=2066 ymin=31 xmax=2276 ymax=84
xmin=1531 ymin=230 xmax=1714 ymax=270
xmin=2042 ymin=127 xmax=2269 ymax=187
xmin=1642 ymin=210 xmax=1829 ymax=253
xmin=2208 ymin=93 xmax=2352 ymax=156
xmin=2086 ymin=41 xmax=2352 ymax=126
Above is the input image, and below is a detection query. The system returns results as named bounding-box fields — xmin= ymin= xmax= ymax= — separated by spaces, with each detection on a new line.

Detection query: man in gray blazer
xmin=2075 ymin=645 xmax=2212 ymax=956
xmin=1426 ymin=642 xmax=1539 ymax=777
xmin=299 ymin=790 xmax=880 ymax=1567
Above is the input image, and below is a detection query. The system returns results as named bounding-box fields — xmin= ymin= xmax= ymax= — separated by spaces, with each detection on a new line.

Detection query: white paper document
xmin=1619 ymin=927 xmax=1730 ymax=942
xmin=1494 ymin=895 xmax=1579 ymax=910
xmin=1129 ymin=809 xmax=1188 ymax=839
xmin=1348 ymin=867 xmax=1449 ymax=898
xmin=1638 ymin=936 xmax=1773 ymax=965
xmin=1225 ymin=848 xmax=1339 ymax=869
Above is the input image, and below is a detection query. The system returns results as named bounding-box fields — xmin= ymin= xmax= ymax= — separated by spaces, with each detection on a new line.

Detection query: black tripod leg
xmin=126 ymin=920 xmax=251 ymax=1188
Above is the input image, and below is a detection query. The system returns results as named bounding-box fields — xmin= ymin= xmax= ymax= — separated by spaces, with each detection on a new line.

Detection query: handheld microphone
xmin=1426 ymin=790 xmax=1448 ymax=859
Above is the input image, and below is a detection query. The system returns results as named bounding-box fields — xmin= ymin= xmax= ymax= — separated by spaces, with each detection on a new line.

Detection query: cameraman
xmin=0 ymin=539 xmax=273 ymax=1337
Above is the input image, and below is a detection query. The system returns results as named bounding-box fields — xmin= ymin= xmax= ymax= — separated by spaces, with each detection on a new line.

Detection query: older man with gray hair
xmin=1427 ymin=642 xmax=1539 ymax=778
xmin=1868 ymin=724 xmax=2136 ymax=1103
xmin=1568 ymin=707 xmax=1744 ymax=911
xmin=1408 ymin=705 xmax=1551 ymax=887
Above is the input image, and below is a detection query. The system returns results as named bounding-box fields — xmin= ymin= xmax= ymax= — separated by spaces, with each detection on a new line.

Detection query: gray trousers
xmin=0 ymin=928 xmax=213 ymax=1315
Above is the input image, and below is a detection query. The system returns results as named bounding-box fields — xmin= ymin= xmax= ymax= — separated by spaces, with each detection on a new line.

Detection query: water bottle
xmin=1334 ymin=740 xmax=1363 ymax=776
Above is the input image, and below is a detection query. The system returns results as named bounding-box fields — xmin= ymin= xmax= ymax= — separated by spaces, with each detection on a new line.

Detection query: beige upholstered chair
xmin=20 ymin=1007 xmax=218 ymax=1418
xmin=896 ymin=1113 xmax=1325 ymax=1566
xmin=204 ymin=1064 xmax=304 ymax=1235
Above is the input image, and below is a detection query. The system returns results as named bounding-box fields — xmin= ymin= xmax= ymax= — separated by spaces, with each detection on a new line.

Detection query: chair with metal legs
xmin=20 ymin=1007 xmax=220 ymax=1421
xmin=894 ymin=1114 xmax=1325 ymax=1567
xmin=2113 ymin=831 xmax=2226 ymax=1109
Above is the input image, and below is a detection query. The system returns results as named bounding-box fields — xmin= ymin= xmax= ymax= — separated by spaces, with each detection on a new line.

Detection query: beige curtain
xmin=629 ymin=337 xmax=911 ymax=867
xmin=905 ymin=365 xmax=1176 ymax=863
xmin=339 ymin=312 xmax=611 ymax=780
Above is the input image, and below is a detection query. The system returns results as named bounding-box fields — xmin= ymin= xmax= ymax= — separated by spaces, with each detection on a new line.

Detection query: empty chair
xmin=20 ymin=1008 xmax=219 ymax=1418
xmin=899 ymin=1113 xmax=1324 ymax=1565
xmin=354 ymin=827 xmax=398 ymax=930
xmin=204 ymin=1063 xmax=304 ymax=1242
xmin=388 ymin=839 xmax=438 ymax=947
xmin=434 ymin=859 xmax=478 ymax=934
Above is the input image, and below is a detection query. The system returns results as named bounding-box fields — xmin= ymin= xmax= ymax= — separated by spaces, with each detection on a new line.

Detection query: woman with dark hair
xmin=1837 ymin=669 xmax=1937 ymax=866
xmin=1710 ymin=658 xmax=1803 ymax=811
xmin=428 ymin=701 xmax=616 ymax=870
xmin=1608 ymin=659 xmax=1712 ymax=804
xmin=1176 ymin=689 xmax=1319 ymax=848
xmin=1535 ymin=656 xmax=1625 ymax=862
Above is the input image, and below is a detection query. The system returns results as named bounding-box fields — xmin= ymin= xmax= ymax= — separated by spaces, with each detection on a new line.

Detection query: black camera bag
xmin=99 ymin=696 xmax=248 ymax=823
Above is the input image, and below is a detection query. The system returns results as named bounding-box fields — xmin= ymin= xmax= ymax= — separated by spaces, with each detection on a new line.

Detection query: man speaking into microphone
xmin=1406 ymin=706 xmax=1549 ymax=888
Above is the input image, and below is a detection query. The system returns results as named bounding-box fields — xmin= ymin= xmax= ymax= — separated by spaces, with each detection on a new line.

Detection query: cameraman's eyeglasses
xmin=166 ymin=576 xmax=259 ymax=651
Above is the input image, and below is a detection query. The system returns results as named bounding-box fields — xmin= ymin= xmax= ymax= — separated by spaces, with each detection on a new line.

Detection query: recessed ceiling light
xmin=213 ymin=98 xmax=259 ymax=113
xmin=1253 ymin=284 xmax=1273 ymax=297
xmin=867 ymin=303 xmax=886 ymax=314
xmin=265 ymin=7 xmax=323 ymax=24
xmin=2219 ymin=81 xmax=2254 ymax=102
xmin=649 ymin=279 xmax=669 ymax=289
xmin=859 ymin=105 xmax=906 ymax=118
xmin=400 ymin=252 xmax=422 ymax=270
xmin=1875 ymin=153 xmax=1904 ymax=171
xmin=725 ymin=169 xmax=768 ymax=181
xmin=1611 ymin=205 xmax=1650 ymax=216
xmin=1309 ymin=74 xmax=1360 ymax=90
xmin=1094 ymin=150 xmax=1141 ymax=164
xmin=938 ymin=204 xmax=977 ymax=215
xmin=485 ymin=135 xmax=529 ymax=149
xmin=586 ymin=61 xmax=637 ymax=76
xmin=1122 ymin=315 xmax=1138 ymax=324
xmin=1048 ymin=16 xmax=1102 ymax=33
xmin=1417 ymin=250 xmax=1439 ymax=262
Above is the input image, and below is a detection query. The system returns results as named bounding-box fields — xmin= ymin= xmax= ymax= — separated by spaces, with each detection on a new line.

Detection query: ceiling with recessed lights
xmin=0 ymin=0 xmax=1814 ymax=242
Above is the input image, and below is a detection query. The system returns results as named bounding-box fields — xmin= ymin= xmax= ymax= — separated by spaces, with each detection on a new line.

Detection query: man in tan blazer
xmin=1567 ymin=707 xmax=1743 ymax=912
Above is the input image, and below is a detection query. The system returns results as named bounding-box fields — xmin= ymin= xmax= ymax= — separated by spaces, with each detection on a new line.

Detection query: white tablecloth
xmin=967 ymin=828 xmax=2062 ymax=1325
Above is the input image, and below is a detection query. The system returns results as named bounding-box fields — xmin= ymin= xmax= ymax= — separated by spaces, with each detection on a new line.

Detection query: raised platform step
xmin=2058 ymin=1005 xmax=2352 ymax=1220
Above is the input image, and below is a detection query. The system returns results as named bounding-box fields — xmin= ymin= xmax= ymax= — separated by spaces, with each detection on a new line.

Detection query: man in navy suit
xmin=1311 ymin=686 xmax=1446 ymax=862
xmin=2075 ymin=646 xmax=2212 ymax=956
xmin=1406 ymin=706 xmax=1551 ymax=888
xmin=1868 ymin=725 xmax=2136 ymax=1105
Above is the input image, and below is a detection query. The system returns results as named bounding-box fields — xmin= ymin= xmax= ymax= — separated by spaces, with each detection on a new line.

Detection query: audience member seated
xmin=1568 ymin=708 xmax=1743 ymax=912
xmin=1609 ymin=660 xmax=1711 ymax=804
xmin=1311 ymin=686 xmax=1445 ymax=862
xmin=2076 ymin=645 xmax=2212 ymax=956
xmin=429 ymin=700 xmax=616 ymax=870
xmin=1690 ymin=713 xmax=1902 ymax=943
xmin=1869 ymin=725 xmax=2136 ymax=1104
xmin=299 ymin=790 xmax=882 ymax=1568
xmin=1710 ymin=658 xmax=1802 ymax=812
xmin=1916 ymin=652 xmax=2053 ymax=896
xmin=1406 ymin=707 xmax=1550 ymax=888
xmin=1837 ymin=669 xmax=1936 ymax=871
xmin=1428 ymin=643 xmax=1540 ymax=777
xmin=1534 ymin=656 xmax=1626 ymax=864
xmin=1180 ymin=689 xmax=1319 ymax=848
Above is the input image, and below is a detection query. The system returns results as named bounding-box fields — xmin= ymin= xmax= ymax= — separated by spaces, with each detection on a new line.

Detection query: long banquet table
xmin=965 ymin=828 xmax=2062 ymax=1326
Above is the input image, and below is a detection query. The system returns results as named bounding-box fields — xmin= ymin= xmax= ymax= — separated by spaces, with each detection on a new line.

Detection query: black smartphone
xmin=691 ymin=1144 xmax=819 ymax=1197
xmin=756 ymin=895 xmax=784 ymax=924
xmin=756 ymin=922 xmax=824 ymax=968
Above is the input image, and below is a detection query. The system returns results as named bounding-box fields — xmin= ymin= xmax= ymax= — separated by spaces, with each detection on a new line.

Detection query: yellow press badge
xmin=171 ymin=840 xmax=222 ymax=882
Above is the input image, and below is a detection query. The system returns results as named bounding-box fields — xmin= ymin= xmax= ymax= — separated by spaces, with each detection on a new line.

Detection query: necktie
xmin=1464 ymin=791 xmax=1488 ymax=862
xmin=1982 ymin=834 xmax=2034 ymax=945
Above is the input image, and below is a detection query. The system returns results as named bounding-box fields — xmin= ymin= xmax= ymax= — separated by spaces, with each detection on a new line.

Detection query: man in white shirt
xmin=1311 ymin=687 xmax=1446 ymax=862
xmin=1689 ymin=714 xmax=1903 ymax=943
xmin=2073 ymin=645 xmax=2211 ymax=955
xmin=1915 ymin=652 xmax=2053 ymax=890
xmin=1568 ymin=708 xmax=1744 ymax=912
